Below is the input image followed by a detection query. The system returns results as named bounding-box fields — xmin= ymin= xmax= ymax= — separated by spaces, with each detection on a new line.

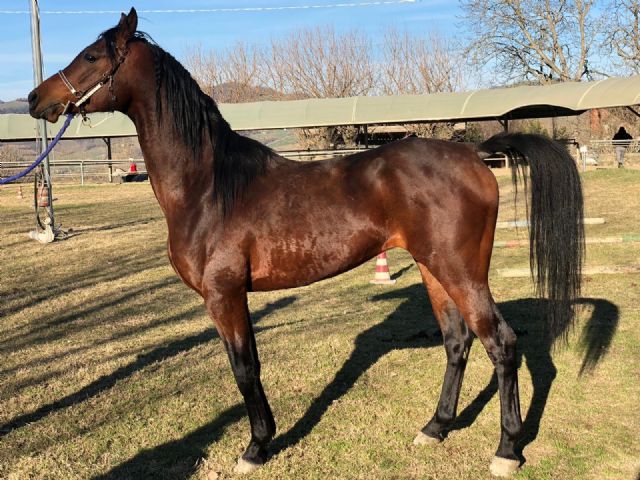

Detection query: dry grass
xmin=0 ymin=169 xmax=639 ymax=480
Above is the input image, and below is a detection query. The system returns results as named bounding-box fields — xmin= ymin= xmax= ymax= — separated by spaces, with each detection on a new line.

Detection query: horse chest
xmin=166 ymin=239 xmax=205 ymax=294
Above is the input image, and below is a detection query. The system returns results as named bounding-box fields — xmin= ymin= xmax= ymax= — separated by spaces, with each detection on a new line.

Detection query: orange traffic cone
xmin=370 ymin=252 xmax=396 ymax=285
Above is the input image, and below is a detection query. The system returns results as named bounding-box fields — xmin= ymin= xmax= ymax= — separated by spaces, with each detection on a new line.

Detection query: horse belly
xmin=249 ymin=224 xmax=384 ymax=291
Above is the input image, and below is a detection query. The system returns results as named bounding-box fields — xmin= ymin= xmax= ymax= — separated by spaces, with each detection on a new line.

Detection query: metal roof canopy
xmin=2 ymin=76 xmax=639 ymax=141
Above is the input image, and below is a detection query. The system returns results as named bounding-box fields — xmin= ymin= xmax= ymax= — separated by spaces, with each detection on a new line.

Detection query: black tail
xmin=479 ymin=133 xmax=584 ymax=342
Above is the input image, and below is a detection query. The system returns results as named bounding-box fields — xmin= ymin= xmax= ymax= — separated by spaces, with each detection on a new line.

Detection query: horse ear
xmin=126 ymin=7 xmax=138 ymax=30
xmin=115 ymin=8 xmax=138 ymax=47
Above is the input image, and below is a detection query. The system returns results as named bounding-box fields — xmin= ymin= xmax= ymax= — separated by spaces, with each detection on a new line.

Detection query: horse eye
xmin=84 ymin=53 xmax=97 ymax=63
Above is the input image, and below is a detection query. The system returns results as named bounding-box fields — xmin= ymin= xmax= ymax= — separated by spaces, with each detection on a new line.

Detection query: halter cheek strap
xmin=58 ymin=70 xmax=108 ymax=109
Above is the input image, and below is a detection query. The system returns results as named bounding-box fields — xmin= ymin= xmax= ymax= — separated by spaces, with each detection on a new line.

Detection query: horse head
xmin=28 ymin=8 xmax=139 ymax=122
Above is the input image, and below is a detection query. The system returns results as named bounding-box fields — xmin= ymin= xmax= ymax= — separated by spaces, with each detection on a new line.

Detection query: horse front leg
xmin=204 ymin=285 xmax=276 ymax=473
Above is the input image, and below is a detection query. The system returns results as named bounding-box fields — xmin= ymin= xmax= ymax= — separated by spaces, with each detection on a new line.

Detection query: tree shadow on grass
xmin=391 ymin=263 xmax=414 ymax=280
xmin=92 ymin=404 xmax=247 ymax=480
xmin=0 ymin=243 xmax=169 ymax=320
xmin=0 ymin=276 xmax=182 ymax=355
xmin=65 ymin=216 xmax=162 ymax=238
xmin=0 ymin=296 xmax=297 ymax=438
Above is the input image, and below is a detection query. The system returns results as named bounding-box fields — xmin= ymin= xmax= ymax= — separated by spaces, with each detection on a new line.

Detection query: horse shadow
xmin=448 ymin=296 xmax=619 ymax=457
xmin=270 ymin=287 xmax=619 ymax=460
xmin=93 ymin=285 xmax=618 ymax=478
xmin=92 ymin=403 xmax=247 ymax=480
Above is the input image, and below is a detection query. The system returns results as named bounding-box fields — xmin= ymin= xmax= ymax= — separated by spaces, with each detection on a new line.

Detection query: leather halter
xmin=58 ymin=46 xmax=128 ymax=117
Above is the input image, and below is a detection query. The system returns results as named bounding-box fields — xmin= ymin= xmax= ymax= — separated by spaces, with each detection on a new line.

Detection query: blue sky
xmin=0 ymin=0 xmax=460 ymax=101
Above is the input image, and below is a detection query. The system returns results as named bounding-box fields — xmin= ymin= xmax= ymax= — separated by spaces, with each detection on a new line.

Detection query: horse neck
xmin=127 ymin=97 xmax=216 ymax=225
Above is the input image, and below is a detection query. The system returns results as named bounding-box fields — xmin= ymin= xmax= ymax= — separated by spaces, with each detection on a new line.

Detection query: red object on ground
xmin=370 ymin=252 xmax=396 ymax=285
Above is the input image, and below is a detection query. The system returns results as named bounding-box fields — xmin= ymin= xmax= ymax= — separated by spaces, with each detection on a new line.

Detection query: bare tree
xmin=0 ymin=144 xmax=22 ymax=162
xmin=185 ymin=28 xmax=377 ymax=148
xmin=265 ymin=27 xmax=376 ymax=148
xmin=380 ymin=29 xmax=465 ymax=139
xmin=0 ymin=144 xmax=24 ymax=179
xmin=266 ymin=26 xmax=376 ymax=99
xmin=185 ymin=42 xmax=267 ymax=103
xmin=607 ymin=0 xmax=640 ymax=73
xmin=461 ymin=0 xmax=604 ymax=84
xmin=185 ymin=43 xmax=219 ymax=98
xmin=381 ymin=29 xmax=464 ymax=95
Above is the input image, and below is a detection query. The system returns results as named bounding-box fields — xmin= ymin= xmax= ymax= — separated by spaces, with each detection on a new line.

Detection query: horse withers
xmin=28 ymin=8 xmax=583 ymax=477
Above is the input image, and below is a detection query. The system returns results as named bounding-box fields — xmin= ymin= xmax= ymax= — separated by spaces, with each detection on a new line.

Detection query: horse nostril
xmin=28 ymin=90 xmax=38 ymax=105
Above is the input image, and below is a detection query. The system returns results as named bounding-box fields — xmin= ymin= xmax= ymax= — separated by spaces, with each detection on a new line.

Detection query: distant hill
xmin=211 ymin=82 xmax=301 ymax=103
xmin=0 ymin=99 xmax=28 ymax=114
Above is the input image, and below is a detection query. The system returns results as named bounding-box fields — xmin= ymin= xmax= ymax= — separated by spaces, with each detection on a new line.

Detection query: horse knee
xmin=499 ymin=321 xmax=517 ymax=348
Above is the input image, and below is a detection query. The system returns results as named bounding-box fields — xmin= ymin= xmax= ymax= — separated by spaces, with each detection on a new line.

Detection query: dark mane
xmin=99 ymin=27 xmax=273 ymax=217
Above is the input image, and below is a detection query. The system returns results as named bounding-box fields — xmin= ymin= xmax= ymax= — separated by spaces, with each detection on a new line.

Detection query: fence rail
xmin=0 ymin=159 xmax=146 ymax=184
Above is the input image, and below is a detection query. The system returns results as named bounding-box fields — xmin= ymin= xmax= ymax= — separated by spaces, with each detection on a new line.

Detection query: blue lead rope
xmin=0 ymin=114 xmax=74 ymax=185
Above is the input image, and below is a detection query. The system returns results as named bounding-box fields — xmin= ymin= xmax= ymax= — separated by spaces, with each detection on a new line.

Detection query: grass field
xmin=1 ymin=169 xmax=639 ymax=480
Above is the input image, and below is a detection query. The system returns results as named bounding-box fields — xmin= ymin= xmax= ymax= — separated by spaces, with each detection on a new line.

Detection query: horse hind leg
xmin=483 ymin=301 xmax=522 ymax=477
xmin=438 ymin=277 xmax=522 ymax=477
xmin=413 ymin=263 xmax=474 ymax=445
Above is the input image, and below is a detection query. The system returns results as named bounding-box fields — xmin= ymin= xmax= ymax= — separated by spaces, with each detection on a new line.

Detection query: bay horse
xmin=28 ymin=8 xmax=583 ymax=477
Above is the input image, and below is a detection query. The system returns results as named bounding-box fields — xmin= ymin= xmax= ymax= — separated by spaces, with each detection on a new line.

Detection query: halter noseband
xmin=58 ymin=46 xmax=128 ymax=117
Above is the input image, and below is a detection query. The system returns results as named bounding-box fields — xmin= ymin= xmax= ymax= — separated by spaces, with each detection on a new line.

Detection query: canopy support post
xmin=103 ymin=137 xmax=113 ymax=182
xmin=30 ymin=0 xmax=55 ymax=228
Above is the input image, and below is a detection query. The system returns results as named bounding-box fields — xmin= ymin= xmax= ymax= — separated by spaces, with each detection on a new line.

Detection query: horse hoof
xmin=233 ymin=457 xmax=261 ymax=474
xmin=412 ymin=431 xmax=441 ymax=446
xmin=489 ymin=456 xmax=520 ymax=477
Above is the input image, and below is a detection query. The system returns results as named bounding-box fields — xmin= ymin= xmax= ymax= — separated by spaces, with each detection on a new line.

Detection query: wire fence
xmin=0 ymin=159 xmax=146 ymax=185
xmin=580 ymin=140 xmax=640 ymax=168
